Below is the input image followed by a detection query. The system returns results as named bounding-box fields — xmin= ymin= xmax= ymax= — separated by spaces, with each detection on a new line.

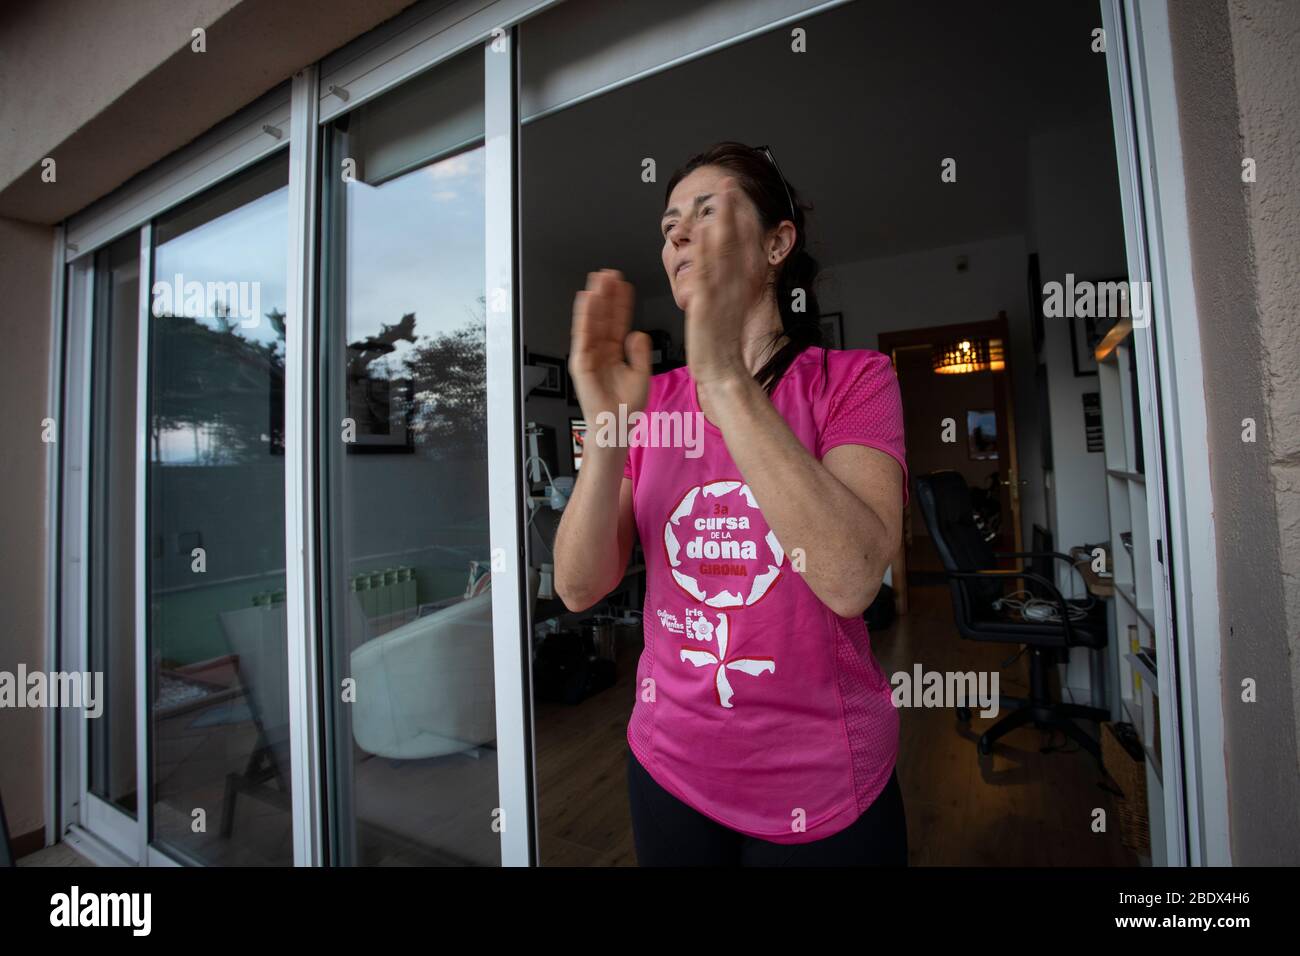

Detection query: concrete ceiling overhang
xmin=0 ymin=0 xmax=418 ymax=225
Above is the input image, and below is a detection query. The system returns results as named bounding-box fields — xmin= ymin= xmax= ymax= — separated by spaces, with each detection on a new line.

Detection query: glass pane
xmin=320 ymin=49 xmax=497 ymax=866
xmin=147 ymin=156 xmax=292 ymax=865
xmin=88 ymin=233 xmax=140 ymax=816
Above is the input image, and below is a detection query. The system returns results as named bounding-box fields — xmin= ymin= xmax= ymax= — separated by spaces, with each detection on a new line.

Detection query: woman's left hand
xmin=684 ymin=177 xmax=758 ymax=389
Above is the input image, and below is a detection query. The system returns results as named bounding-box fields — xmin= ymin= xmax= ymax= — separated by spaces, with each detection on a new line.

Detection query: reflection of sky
xmin=154 ymin=186 xmax=289 ymax=348
xmin=346 ymin=147 xmax=485 ymax=360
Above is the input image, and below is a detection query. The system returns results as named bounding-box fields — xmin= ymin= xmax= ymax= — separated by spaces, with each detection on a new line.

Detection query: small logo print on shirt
xmin=678 ymin=611 xmax=775 ymax=708
xmin=656 ymin=608 xmax=685 ymax=634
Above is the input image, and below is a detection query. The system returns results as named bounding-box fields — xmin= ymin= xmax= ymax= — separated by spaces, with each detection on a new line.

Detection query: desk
xmin=532 ymin=562 xmax=645 ymax=624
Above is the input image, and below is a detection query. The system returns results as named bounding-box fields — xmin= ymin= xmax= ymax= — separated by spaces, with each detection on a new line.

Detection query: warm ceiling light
xmin=933 ymin=336 xmax=1004 ymax=374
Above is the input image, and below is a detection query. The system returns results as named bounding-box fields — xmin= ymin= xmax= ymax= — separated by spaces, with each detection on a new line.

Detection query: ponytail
xmin=754 ymin=245 xmax=824 ymax=396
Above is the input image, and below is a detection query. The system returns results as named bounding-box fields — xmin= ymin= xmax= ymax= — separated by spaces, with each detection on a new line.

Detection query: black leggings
xmin=626 ymin=749 xmax=908 ymax=866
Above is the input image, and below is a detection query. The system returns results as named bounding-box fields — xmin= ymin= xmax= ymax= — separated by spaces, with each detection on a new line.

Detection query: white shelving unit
xmin=1095 ymin=318 xmax=1165 ymax=864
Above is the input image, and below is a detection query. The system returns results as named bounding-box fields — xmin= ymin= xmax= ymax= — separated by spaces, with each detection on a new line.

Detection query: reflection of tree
xmin=152 ymin=296 xmax=490 ymax=463
xmin=404 ymin=320 xmax=486 ymax=452
xmin=150 ymin=305 xmax=285 ymax=463
xmin=349 ymin=313 xmax=416 ymax=371
xmin=347 ymin=298 xmax=487 ymax=456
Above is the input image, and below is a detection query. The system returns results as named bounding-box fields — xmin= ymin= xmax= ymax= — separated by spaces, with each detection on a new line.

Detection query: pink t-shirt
xmin=623 ymin=345 xmax=908 ymax=844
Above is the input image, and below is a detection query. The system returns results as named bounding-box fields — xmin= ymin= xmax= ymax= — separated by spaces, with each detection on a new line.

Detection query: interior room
xmin=517 ymin=0 xmax=1139 ymax=865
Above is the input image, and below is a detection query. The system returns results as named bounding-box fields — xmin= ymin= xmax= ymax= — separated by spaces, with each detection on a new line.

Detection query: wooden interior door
xmin=878 ymin=313 xmax=1025 ymax=595
xmin=988 ymin=312 xmax=1023 ymax=558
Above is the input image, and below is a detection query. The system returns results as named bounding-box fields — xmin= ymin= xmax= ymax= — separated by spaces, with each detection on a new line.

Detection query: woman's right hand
xmin=568 ymin=269 xmax=652 ymax=424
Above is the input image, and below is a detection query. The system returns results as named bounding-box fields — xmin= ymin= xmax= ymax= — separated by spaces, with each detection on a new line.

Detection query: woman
xmin=554 ymin=142 xmax=909 ymax=866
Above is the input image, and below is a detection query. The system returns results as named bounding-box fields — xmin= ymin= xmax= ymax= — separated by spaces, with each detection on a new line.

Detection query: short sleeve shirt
xmin=623 ymin=346 xmax=908 ymax=843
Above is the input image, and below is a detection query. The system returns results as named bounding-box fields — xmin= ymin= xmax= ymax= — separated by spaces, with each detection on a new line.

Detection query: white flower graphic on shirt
xmin=689 ymin=616 xmax=713 ymax=641
xmin=678 ymin=612 xmax=775 ymax=708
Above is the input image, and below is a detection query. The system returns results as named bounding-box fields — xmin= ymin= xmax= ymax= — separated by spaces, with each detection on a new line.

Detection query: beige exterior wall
xmin=0 ymin=218 xmax=55 ymax=844
xmin=1167 ymin=0 xmax=1300 ymax=864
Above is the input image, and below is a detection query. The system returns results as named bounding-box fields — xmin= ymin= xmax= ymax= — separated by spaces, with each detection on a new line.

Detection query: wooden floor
xmin=535 ymin=584 xmax=1137 ymax=867
xmin=533 ymin=640 xmax=644 ymax=866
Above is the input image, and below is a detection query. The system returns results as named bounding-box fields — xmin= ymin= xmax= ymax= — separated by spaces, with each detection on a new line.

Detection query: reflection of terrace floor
xmin=18 ymin=843 xmax=97 ymax=867
xmin=150 ymin=687 xmax=501 ymax=866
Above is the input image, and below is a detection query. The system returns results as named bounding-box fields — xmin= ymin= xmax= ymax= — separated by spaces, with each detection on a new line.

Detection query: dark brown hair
xmin=664 ymin=141 xmax=826 ymax=396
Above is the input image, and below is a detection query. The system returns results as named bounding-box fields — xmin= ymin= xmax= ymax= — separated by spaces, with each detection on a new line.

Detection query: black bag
xmin=534 ymin=631 xmax=616 ymax=704
xmin=864 ymin=583 xmax=896 ymax=631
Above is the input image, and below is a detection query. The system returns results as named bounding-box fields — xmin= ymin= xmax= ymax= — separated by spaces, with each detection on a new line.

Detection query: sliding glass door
xmin=87 ymin=235 xmax=141 ymax=821
xmin=318 ymin=45 xmax=514 ymax=867
xmin=61 ymin=234 xmax=144 ymax=861
xmin=146 ymin=156 xmax=293 ymax=865
xmin=60 ymin=5 xmax=533 ymax=867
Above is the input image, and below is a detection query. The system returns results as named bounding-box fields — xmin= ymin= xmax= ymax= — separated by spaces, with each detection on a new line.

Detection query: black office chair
xmin=913 ymin=471 xmax=1110 ymax=762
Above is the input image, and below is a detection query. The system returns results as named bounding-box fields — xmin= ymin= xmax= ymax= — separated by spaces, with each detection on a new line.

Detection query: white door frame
xmin=485 ymin=26 xmax=536 ymax=867
xmin=1100 ymin=0 xmax=1231 ymax=866
xmin=53 ymin=245 xmax=150 ymax=866
xmin=283 ymin=65 xmax=325 ymax=868
xmin=44 ymin=228 xmax=66 ymax=851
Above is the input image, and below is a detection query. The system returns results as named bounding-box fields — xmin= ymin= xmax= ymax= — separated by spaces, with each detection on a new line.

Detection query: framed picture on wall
xmin=524 ymin=351 xmax=566 ymax=398
xmin=1069 ymin=313 xmax=1100 ymax=376
xmin=1082 ymin=392 xmax=1104 ymax=452
xmin=820 ymin=312 xmax=844 ymax=349
xmin=1069 ymin=275 xmax=1127 ymax=376
xmin=1036 ymin=362 xmax=1053 ymax=471
xmin=345 ymin=375 xmax=415 ymax=454
xmin=564 ymin=353 xmax=580 ymax=407
xmin=570 ymin=418 xmax=586 ymax=471
xmin=967 ymin=409 xmax=998 ymax=460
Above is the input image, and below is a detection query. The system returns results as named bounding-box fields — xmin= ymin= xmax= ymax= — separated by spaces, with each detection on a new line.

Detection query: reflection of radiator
xmin=350 ymin=567 xmax=419 ymax=636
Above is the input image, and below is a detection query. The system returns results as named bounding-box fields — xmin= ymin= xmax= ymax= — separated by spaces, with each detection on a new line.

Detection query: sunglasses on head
xmin=753 ymin=144 xmax=797 ymax=224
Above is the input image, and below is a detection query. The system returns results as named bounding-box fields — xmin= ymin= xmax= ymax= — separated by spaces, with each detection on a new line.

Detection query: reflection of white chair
xmin=349 ymin=568 xmax=539 ymax=760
